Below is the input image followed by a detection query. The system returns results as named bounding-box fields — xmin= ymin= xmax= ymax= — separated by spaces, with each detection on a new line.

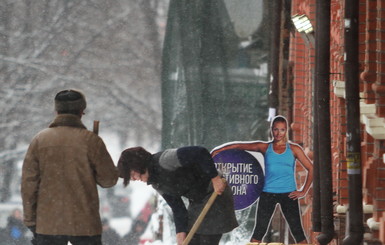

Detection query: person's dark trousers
xmin=35 ymin=234 xmax=102 ymax=245
xmin=189 ymin=233 xmax=222 ymax=245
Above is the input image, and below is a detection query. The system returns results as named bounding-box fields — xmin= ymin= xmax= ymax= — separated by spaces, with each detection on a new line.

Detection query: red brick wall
xmin=290 ymin=0 xmax=317 ymax=243
xmin=330 ymin=1 xmax=347 ymax=208
xmin=288 ymin=0 xmax=385 ymax=244
xmin=361 ymin=1 xmax=385 ymax=243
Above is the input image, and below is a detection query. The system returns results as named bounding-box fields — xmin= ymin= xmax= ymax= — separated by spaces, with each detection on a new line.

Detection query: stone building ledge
xmin=360 ymin=103 xmax=385 ymax=140
xmin=332 ymin=79 xmax=385 ymax=140
xmin=333 ymin=80 xmax=345 ymax=98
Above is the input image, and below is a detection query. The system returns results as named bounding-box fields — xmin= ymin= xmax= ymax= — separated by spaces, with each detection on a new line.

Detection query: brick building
xmin=273 ymin=0 xmax=385 ymax=244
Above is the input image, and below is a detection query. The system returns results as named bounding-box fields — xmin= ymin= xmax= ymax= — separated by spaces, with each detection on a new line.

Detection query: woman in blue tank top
xmin=211 ymin=115 xmax=313 ymax=244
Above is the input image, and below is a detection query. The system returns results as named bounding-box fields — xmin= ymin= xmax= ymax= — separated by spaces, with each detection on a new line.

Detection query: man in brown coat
xmin=21 ymin=89 xmax=119 ymax=245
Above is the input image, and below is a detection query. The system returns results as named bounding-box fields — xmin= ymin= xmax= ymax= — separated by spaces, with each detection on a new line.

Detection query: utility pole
xmin=314 ymin=1 xmax=334 ymax=244
xmin=342 ymin=0 xmax=364 ymax=244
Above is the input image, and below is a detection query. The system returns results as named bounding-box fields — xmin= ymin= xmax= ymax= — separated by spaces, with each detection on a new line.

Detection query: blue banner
xmin=213 ymin=149 xmax=264 ymax=210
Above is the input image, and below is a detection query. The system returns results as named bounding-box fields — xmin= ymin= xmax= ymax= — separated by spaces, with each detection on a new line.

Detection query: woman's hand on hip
xmin=288 ymin=190 xmax=305 ymax=200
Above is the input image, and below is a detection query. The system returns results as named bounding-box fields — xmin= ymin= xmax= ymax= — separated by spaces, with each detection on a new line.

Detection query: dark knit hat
xmin=54 ymin=89 xmax=87 ymax=114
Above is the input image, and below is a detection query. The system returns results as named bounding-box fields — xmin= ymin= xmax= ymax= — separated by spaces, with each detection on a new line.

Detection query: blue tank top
xmin=263 ymin=143 xmax=296 ymax=193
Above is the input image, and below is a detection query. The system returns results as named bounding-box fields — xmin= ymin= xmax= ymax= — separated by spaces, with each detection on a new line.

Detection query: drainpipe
xmin=312 ymin=94 xmax=321 ymax=233
xmin=312 ymin=11 xmax=321 ymax=232
xmin=315 ymin=0 xmax=335 ymax=244
xmin=267 ymin=0 xmax=282 ymax=118
xmin=342 ymin=1 xmax=364 ymax=244
xmin=312 ymin=5 xmax=321 ymax=234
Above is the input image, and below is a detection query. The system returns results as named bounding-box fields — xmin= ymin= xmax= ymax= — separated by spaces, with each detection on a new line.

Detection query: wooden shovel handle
xmin=93 ymin=120 xmax=99 ymax=135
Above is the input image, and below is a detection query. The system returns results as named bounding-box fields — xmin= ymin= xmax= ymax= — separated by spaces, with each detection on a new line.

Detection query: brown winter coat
xmin=21 ymin=114 xmax=119 ymax=236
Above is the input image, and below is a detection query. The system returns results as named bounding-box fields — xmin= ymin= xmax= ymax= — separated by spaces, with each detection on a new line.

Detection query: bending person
xmin=118 ymin=146 xmax=238 ymax=245
xmin=211 ymin=115 xmax=313 ymax=244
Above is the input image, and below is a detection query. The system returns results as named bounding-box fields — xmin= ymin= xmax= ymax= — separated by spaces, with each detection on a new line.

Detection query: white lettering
xmin=215 ymin=162 xmax=260 ymax=196
xmin=215 ymin=162 xmax=254 ymax=174
xmin=228 ymin=174 xmax=258 ymax=185
xmin=231 ymin=185 xmax=247 ymax=195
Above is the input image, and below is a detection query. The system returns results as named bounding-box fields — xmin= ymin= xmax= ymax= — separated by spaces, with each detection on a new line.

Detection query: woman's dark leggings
xmin=251 ymin=192 xmax=306 ymax=243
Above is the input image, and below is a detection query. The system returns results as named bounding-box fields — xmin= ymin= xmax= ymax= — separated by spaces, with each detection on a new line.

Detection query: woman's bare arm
xmin=211 ymin=141 xmax=268 ymax=157
xmin=289 ymin=144 xmax=313 ymax=199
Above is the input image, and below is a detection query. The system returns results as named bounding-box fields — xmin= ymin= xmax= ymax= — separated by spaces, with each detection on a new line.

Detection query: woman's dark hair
xmin=271 ymin=115 xmax=287 ymax=126
xmin=117 ymin=147 xmax=152 ymax=186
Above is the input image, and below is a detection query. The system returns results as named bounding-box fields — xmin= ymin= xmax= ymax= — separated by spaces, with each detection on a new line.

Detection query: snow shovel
xmin=182 ymin=178 xmax=226 ymax=245
xmin=93 ymin=120 xmax=99 ymax=135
